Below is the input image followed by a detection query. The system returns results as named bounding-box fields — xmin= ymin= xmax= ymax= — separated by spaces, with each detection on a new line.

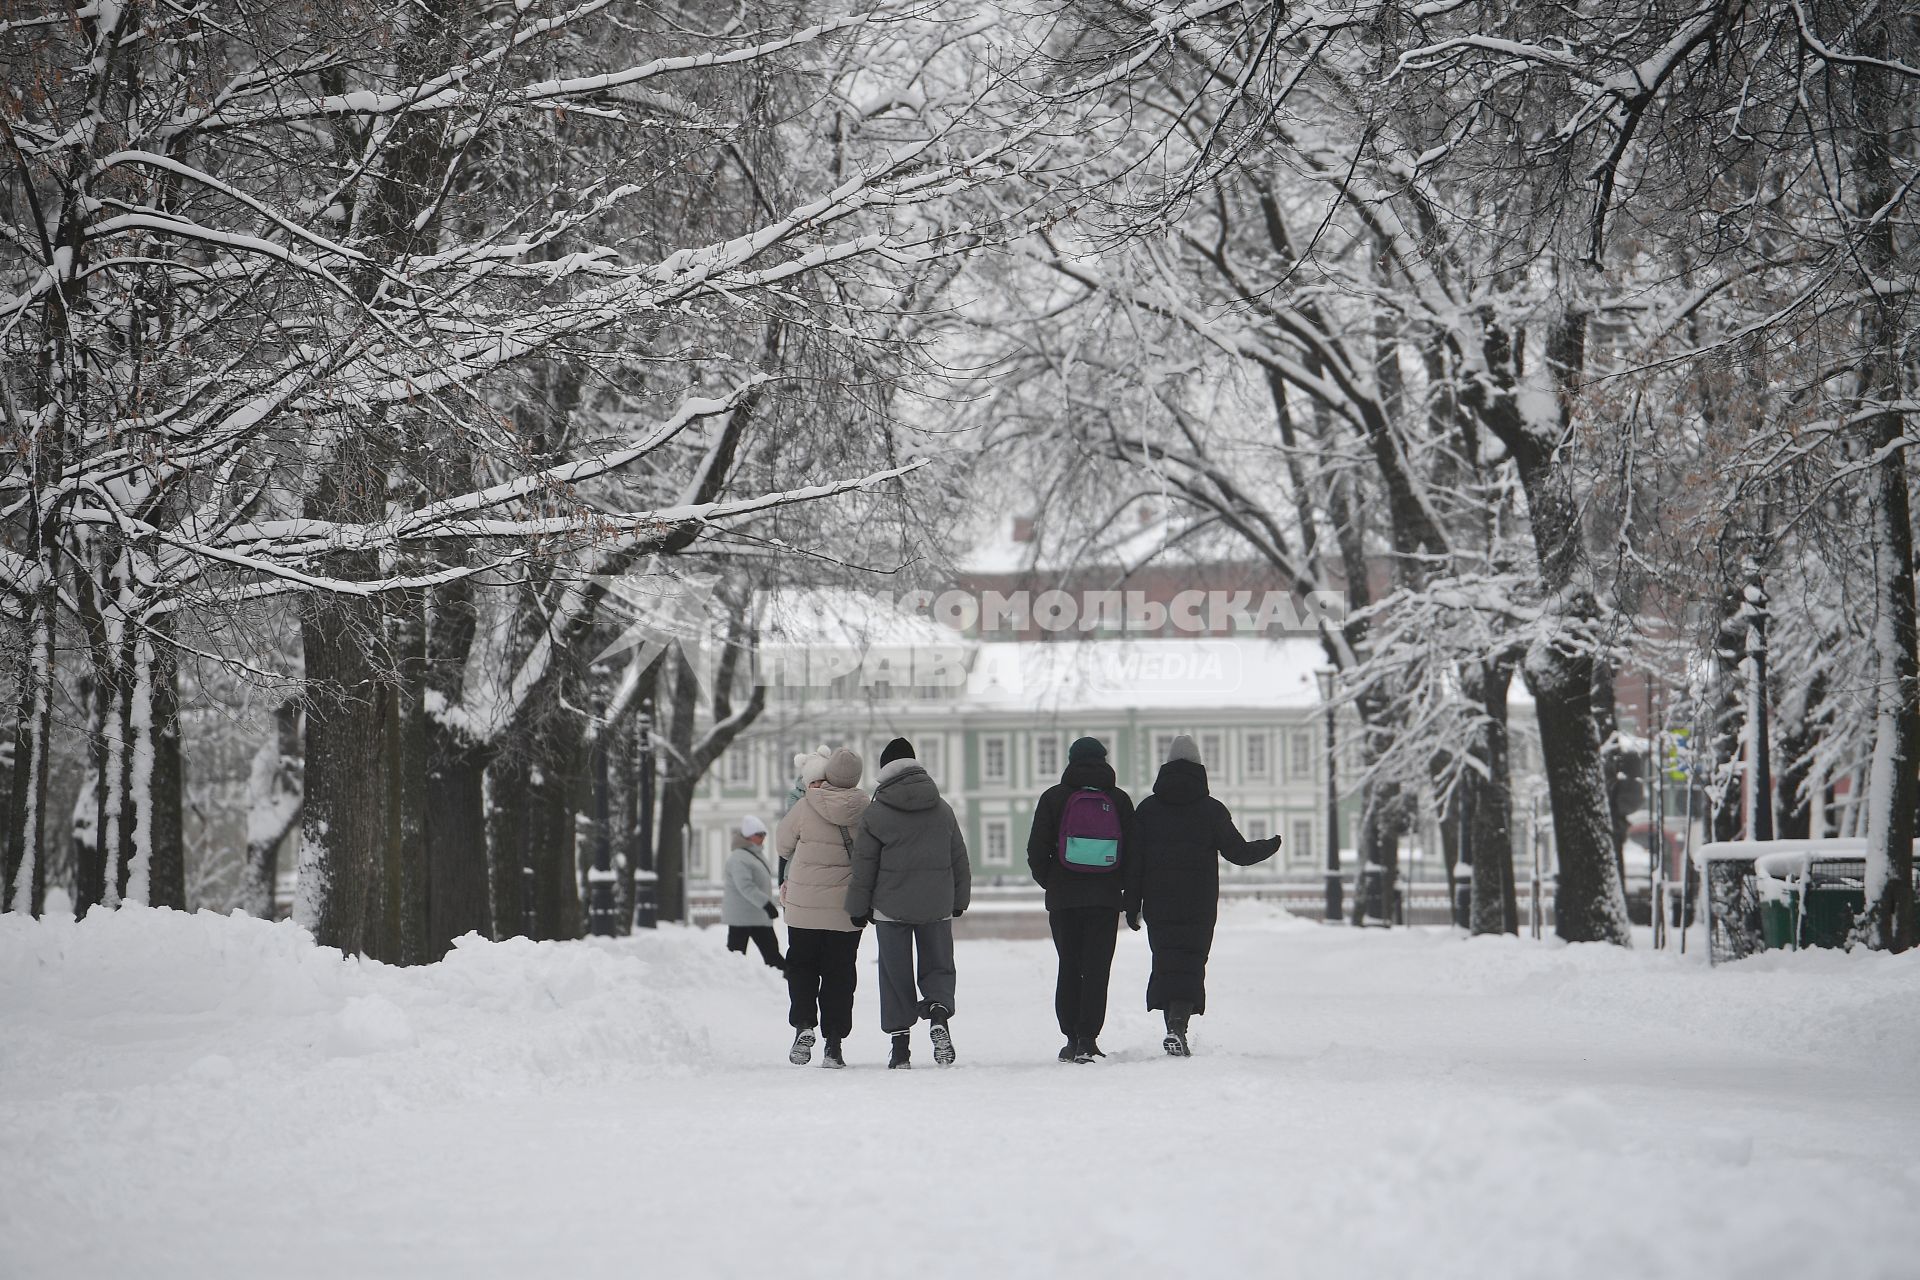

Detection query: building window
xmin=984 ymin=819 xmax=1012 ymax=866
xmin=983 ymin=735 xmax=1008 ymax=783
xmin=726 ymin=744 xmax=752 ymax=787
xmin=1292 ymin=819 xmax=1316 ymax=862
xmin=1200 ymin=732 xmax=1223 ymax=770
xmin=1152 ymin=732 xmax=1176 ymax=765
xmin=1245 ymin=732 xmax=1269 ymax=777
xmin=1034 ymin=733 xmax=1060 ymax=779
xmin=921 ymin=738 xmax=942 ymax=778
xmin=1247 ymin=817 xmax=1270 ymax=842
xmin=1287 ymin=729 xmax=1315 ymax=780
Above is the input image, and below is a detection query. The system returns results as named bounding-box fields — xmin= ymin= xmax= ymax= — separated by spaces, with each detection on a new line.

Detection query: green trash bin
xmin=1801 ymin=882 xmax=1865 ymax=949
xmin=1758 ymin=891 xmax=1798 ymax=950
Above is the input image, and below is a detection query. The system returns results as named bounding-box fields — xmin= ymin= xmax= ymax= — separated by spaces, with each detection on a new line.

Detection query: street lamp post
xmin=1316 ymin=667 xmax=1342 ymax=923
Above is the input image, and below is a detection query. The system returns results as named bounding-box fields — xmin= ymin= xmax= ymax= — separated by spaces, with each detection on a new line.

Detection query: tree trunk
xmin=1468 ymin=658 xmax=1519 ymax=935
xmin=1590 ymin=658 xmax=1632 ymax=875
xmin=487 ymin=725 xmax=586 ymax=943
xmin=655 ymin=774 xmax=695 ymax=924
xmin=488 ymin=754 xmax=534 ymax=940
xmin=529 ymin=734 xmax=585 ymax=940
xmin=297 ymin=590 xmax=407 ymax=960
xmin=1852 ymin=11 xmax=1919 ymax=954
xmin=1493 ymin=311 xmax=1632 ymax=946
xmin=1774 ymin=672 xmax=1826 ymax=842
xmin=387 ymin=591 xmax=432 ymax=965
xmin=5 ymin=574 xmax=55 ymax=917
xmin=653 ymin=651 xmax=703 ymax=924
xmin=142 ymin=626 xmax=187 ymax=911
xmin=425 ymin=725 xmax=493 ymax=954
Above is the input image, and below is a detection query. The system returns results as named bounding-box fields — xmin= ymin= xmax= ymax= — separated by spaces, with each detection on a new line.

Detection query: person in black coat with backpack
xmin=1127 ymin=735 xmax=1280 ymax=1056
xmin=1026 ymin=736 xmax=1137 ymax=1064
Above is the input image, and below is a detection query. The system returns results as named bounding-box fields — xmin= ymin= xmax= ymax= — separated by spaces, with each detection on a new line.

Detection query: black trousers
xmin=785 ymin=927 xmax=860 ymax=1041
xmin=727 ymin=925 xmax=785 ymax=969
xmin=1048 ymin=907 xmax=1119 ymax=1039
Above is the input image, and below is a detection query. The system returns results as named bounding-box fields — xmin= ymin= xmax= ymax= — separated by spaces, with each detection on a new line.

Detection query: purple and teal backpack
xmin=1057 ymin=787 xmax=1122 ymax=873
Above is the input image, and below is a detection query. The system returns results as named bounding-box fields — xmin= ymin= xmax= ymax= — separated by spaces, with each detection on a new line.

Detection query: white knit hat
xmin=739 ymin=814 xmax=768 ymax=839
xmin=793 ymin=744 xmax=832 ymax=785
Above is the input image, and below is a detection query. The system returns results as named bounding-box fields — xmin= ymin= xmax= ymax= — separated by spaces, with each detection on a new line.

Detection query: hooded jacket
xmin=845 ymin=758 xmax=971 ymax=925
xmin=720 ymin=840 xmax=777 ymax=927
xmin=776 ymin=783 xmax=871 ymax=932
xmin=1129 ymin=758 xmax=1280 ymax=927
xmin=1129 ymin=757 xmax=1278 ymax=1013
xmin=1025 ymin=758 xmax=1138 ymax=913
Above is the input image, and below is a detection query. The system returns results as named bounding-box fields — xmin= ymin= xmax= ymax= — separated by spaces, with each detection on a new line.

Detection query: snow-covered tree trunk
xmin=3 ymin=577 xmax=55 ymax=917
xmin=1849 ymin=12 xmax=1919 ymax=953
xmin=242 ymin=700 xmax=304 ymax=920
xmin=70 ymin=536 xmax=186 ymax=912
xmin=1489 ymin=313 xmax=1633 ymax=946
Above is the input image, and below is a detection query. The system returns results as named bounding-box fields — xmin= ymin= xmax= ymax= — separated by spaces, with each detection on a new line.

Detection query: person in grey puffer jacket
xmin=846 ymin=737 xmax=970 ymax=1069
xmin=721 ymin=815 xmax=783 ymax=971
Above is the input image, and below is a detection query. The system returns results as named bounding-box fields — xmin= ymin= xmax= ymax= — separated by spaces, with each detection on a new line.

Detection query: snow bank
xmin=0 ymin=907 xmax=747 ymax=1116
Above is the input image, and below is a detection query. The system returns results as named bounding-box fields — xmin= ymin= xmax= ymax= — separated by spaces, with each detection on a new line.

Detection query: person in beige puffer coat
xmin=774 ymin=747 xmax=869 ymax=1068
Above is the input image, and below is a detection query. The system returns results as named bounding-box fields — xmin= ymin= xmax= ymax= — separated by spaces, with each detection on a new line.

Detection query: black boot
xmin=887 ymin=1032 xmax=911 ymax=1070
xmin=1057 ymin=1040 xmax=1078 ymax=1063
xmin=1072 ymin=1036 xmax=1102 ymax=1064
xmin=1163 ymin=1003 xmax=1192 ymax=1058
xmin=927 ymin=1004 xmax=955 ymax=1066
xmin=789 ymin=1027 xmax=816 ymax=1065
xmin=821 ymin=1038 xmax=845 ymax=1069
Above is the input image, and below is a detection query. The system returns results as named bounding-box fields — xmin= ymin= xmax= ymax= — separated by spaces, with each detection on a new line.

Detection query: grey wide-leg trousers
xmin=873 ymin=919 xmax=956 ymax=1033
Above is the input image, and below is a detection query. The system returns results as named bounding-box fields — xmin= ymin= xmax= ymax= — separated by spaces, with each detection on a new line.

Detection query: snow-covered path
xmin=4 ymin=905 xmax=1917 ymax=1280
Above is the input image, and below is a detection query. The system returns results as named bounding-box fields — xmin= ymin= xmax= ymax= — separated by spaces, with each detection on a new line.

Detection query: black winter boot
xmin=927 ymin=1004 xmax=955 ymax=1066
xmin=887 ymin=1032 xmax=912 ymax=1070
xmin=1163 ymin=1004 xmax=1192 ymax=1058
xmin=1072 ymin=1037 xmax=1103 ymax=1064
xmin=789 ymin=1027 xmax=816 ymax=1065
xmin=1057 ymin=1041 xmax=1078 ymax=1063
xmin=821 ymin=1039 xmax=845 ymax=1069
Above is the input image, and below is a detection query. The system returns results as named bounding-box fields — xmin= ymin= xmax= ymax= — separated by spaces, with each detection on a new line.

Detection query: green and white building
xmin=686 ymin=636 xmax=1361 ymax=885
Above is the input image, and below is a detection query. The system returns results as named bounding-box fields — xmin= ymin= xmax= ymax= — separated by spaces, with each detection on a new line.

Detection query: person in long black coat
xmin=1126 ymin=735 xmax=1280 ymax=1056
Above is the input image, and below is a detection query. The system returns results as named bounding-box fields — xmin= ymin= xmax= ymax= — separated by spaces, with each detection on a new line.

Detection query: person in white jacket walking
xmin=721 ymin=815 xmax=783 ymax=971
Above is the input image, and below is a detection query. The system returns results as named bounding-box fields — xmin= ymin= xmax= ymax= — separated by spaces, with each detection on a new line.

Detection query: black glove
xmin=850 ymin=915 xmax=869 ymax=929
xmin=763 ymin=902 xmax=779 ymax=920
xmin=1125 ymin=909 xmax=1141 ymax=932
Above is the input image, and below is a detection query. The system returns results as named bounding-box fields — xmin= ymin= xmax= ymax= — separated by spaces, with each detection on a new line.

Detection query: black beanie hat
xmin=880 ymin=736 xmax=916 ymax=767
xmin=1067 ymin=736 xmax=1107 ymax=764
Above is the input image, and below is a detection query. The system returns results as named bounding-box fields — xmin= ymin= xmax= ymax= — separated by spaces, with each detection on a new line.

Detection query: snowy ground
xmin=4 ymin=905 xmax=1918 ymax=1280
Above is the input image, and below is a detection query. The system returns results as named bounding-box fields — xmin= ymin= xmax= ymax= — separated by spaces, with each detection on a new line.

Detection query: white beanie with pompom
xmin=794 ymin=744 xmax=832 ymax=786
